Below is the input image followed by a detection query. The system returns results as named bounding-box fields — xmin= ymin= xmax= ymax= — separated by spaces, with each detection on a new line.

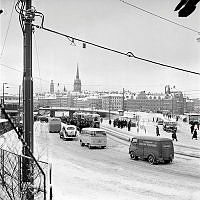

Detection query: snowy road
xmin=35 ymin=122 xmax=200 ymax=200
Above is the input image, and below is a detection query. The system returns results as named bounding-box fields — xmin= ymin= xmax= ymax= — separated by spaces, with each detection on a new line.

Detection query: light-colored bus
xmin=79 ymin=128 xmax=107 ymax=149
xmin=48 ymin=117 xmax=61 ymax=133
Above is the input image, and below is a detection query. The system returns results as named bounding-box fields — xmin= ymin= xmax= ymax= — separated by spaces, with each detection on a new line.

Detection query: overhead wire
xmin=0 ymin=63 xmax=166 ymax=90
xmin=0 ymin=0 xmax=16 ymax=57
xmin=33 ymin=24 xmax=200 ymax=76
xmin=120 ymin=0 xmax=200 ymax=34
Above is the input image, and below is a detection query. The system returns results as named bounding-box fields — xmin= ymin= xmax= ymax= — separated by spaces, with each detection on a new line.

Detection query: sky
xmin=0 ymin=0 xmax=200 ymax=98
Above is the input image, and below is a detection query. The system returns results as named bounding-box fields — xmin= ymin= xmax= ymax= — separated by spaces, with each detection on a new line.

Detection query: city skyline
xmin=1 ymin=0 xmax=200 ymax=98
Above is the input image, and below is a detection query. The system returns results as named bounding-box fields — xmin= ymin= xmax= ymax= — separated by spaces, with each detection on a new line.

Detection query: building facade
xmin=102 ymin=94 xmax=123 ymax=111
xmin=126 ymin=90 xmax=186 ymax=115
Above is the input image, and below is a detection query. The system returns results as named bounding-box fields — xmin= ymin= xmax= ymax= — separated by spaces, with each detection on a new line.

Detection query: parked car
xmin=129 ymin=136 xmax=174 ymax=164
xmin=59 ymin=124 xmax=77 ymax=140
xmin=163 ymin=121 xmax=177 ymax=133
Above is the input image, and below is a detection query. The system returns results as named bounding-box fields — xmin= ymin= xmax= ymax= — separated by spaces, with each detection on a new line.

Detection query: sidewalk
xmin=102 ymin=119 xmax=200 ymax=150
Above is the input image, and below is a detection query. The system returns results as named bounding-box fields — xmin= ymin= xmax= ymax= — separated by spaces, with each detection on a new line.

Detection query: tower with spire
xmin=50 ymin=80 xmax=54 ymax=94
xmin=73 ymin=64 xmax=81 ymax=93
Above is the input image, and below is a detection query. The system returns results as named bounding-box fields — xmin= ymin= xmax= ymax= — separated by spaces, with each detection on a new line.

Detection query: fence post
xmin=49 ymin=163 xmax=53 ymax=200
xmin=1 ymin=149 xmax=5 ymax=186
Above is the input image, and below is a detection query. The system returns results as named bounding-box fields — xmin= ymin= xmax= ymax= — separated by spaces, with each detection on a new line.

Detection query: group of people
xmin=190 ymin=123 xmax=198 ymax=140
xmin=110 ymin=118 xmax=132 ymax=131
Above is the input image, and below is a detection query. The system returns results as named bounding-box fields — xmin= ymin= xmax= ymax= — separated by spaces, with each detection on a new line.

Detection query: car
xmin=157 ymin=119 xmax=164 ymax=125
xmin=59 ymin=124 xmax=77 ymax=140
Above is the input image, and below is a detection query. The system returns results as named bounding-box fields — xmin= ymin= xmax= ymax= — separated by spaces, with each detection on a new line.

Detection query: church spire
xmin=76 ymin=64 xmax=79 ymax=79
xmin=73 ymin=64 xmax=81 ymax=93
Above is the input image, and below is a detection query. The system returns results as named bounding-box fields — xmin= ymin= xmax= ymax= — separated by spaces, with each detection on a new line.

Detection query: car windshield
xmin=162 ymin=141 xmax=172 ymax=148
xmin=67 ymin=127 xmax=75 ymax=130
xmin=91 ymin=131 xmax=106 ymax=136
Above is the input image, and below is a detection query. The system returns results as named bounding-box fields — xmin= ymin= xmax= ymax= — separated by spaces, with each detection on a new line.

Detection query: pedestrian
xmin=100 ymin=117 xmax=103 ymax=123
xmin=156 ymin=126 xmax=160 ymax=136
xmin=190 ymin=124 xmax=194 ymax=134
xmin=192 ymin=129 xmax=198 ymax=140
xmin=172 ymin=130 xmax=178 ymax=141
xmin=117 ymin=120 xmax=120 ymax=128
xmin=109 ymin=119 xmax=112 ymax=125
xmin=128 ymin=120 xmax=131 ymax=131
xmin=153 ymin=117 xmax=154 ymax=122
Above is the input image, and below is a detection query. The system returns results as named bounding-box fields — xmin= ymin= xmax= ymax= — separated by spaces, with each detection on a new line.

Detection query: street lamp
xmin=2 ymin=83 xmax=9 ymax=106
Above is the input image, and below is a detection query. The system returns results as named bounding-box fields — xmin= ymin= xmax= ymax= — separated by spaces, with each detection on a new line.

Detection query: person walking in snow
xmin=172 ymin=129 xmax=178 ymax=141
xmin=156 ymin=126 xmax=160 ymax=136
xmin=192 ymin=129 xmax=198 ymax=140
xmin=190 ymin=124 xmax=194 ymax=134
xmin=128 ymin=120 xmax=131 ymax=131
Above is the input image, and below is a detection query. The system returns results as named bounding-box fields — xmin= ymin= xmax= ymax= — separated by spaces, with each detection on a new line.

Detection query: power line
xmin=33 ymin=24 xmax=200 ymax=76
xmin=0 ymin=63 xmax=22 ymax=72
xmin=120 ymin=0 xmax=200 ymax=34
xmin=0 ymin=0 xmax=16 ymax=57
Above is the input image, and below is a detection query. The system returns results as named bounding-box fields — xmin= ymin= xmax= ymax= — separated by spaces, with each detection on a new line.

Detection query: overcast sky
xmin=1 ymin=0 xmax=200 ymax=97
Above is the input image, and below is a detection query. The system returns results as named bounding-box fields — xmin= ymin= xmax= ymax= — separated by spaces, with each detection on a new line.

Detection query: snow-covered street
xmin=35 ymin=121 xmax=200 ymax=200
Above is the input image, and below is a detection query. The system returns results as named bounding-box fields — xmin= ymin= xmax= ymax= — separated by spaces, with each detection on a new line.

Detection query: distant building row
xmin=34 ymin=89 xmax=200 ymax=115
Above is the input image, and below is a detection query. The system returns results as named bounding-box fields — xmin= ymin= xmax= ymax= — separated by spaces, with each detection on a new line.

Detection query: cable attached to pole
xmin=33 ymin=24 xmax=200 ymax=76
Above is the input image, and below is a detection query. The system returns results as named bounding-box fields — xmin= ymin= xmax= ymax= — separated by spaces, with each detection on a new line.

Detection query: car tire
xmin=130 ymin=151 xmax=138 ymax=160
xmin=80 ymin=140 xmax=84 ymax=146
xmin=164 ymin=159 xmax=172 ymax=164
xmin=148 ymin=155 xmax=156 ymax=165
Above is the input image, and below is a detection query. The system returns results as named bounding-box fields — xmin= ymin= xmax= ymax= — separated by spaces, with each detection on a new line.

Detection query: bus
xmin=185 ymin=113 xmax=200 ymax=125
xmin=48 ymin=117 xmax=61 ymax=133
xmin=72 ymin=112 xmax=101 ymax=128
xmin=79 ymin=128 xmax=107 ymax=149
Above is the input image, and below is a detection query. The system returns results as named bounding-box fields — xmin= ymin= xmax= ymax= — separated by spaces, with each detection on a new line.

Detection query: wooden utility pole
xmin=23 ymin=0 xmax=33 ymax=154
xmin=18 ymin=85 xmax=21 ymax=124
xmin=22 ymin=0 xmax=34 ymax=198
xmin=122 ymin=88 xmax=125 ymax=114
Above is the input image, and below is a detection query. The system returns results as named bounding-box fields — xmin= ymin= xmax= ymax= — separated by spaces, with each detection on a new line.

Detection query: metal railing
xmin=0 ymin=106 xmax=48 ymax=200
xmin=0 ymin=148 xmax=48 ymax=200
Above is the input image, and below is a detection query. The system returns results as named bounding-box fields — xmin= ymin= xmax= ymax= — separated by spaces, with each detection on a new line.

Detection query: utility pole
xmin=18 ymin=85 xmax=21 ymax=124
xmin=122 ymin=88 xmax=125 ymax=114
xmin=22 ymin=0 xmax=34 ymax=198
xmin=23 ymin=0 xmax=33 ymax=153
